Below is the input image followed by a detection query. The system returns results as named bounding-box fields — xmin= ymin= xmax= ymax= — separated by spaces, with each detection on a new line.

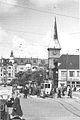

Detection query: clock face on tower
xmin=52 ymin=50 xmax=57 ymax=55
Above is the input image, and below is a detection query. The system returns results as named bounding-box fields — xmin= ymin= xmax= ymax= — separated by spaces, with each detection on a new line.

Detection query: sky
xmin=0 ymin=0 xmax=79 ymax=58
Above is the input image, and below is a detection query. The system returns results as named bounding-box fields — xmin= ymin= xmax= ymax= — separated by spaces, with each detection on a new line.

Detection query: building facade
xmin=58 ymin=54 xmax=80 ymax=88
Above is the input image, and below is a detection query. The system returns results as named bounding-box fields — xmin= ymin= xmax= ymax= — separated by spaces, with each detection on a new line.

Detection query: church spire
xmin=54 ymin=17 xmax=58 ymax=40
xmin=48 ymin=16 xmax=61 ymax=49
xmin=10 ymin=50 xmax=14 ymax=57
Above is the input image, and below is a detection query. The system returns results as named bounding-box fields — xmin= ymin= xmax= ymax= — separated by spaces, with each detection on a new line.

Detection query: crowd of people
xmin=10 ymin=84 xmax=73 ymax=120
xmin=57 ymin=86 xmax=72 ymax=98
xmin=13 ymin=84 xmax=73 ymax=99
xmin=10 ymin=84 xmax=41 ymax=119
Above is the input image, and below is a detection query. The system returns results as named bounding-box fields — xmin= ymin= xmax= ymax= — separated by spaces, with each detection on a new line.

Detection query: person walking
xmin=24 ymin=87 xmax=28 ymax=98
xmin=57 ymin=87 xmax=61 ymax=98
xmin=11 ymin=91 xmax=23 ymax=119
xmin=68 ymin=86 xmax=72 ymax=98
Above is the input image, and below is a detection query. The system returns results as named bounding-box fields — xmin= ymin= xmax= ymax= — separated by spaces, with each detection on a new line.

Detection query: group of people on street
xmin=10 ymin=84 xmax=40 ymax=119
xmin=10 ymin=85 xmax=73 ymax=119
xmin=57 ymin=86 xmax=72 ymax=98
xmin=22 ymin=85 xmax=41 ymax=98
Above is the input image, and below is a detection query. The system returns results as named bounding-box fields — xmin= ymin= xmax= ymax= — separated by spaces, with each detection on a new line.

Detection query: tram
xmin=40 ymin=80 xmax=53 ymax=97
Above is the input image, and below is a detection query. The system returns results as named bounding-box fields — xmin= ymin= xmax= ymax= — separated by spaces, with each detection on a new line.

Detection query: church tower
xmin=47 ymin=17 xmax=61 ymax=87
xmin=9 ymin=50 xmax=14 ymax=64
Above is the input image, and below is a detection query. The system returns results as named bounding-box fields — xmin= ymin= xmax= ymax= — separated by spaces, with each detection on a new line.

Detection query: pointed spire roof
xmin=10 ymin=50 xmax=14 ymax=57
xmin=54 ymin=17 xmax=58 ymax=40
xmin=48 ymin=16 xmax=61 ymax=49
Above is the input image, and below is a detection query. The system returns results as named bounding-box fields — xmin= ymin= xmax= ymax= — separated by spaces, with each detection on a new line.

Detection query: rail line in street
xmin=54 ymin=98 xmax=80 ymax=118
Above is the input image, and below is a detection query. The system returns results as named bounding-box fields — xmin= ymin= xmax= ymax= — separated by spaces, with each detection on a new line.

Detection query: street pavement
xmin=17 ymin=92 xmax=80 ymax=120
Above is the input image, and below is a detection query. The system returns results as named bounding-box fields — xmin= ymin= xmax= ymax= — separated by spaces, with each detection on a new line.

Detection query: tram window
xmin=45 ymin=84 xmax=47 ymax=88
xmin=48 ymin=84 xmax=50 ymax=88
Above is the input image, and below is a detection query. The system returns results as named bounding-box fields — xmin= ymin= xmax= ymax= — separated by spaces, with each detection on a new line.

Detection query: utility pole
xmin=66 ymin=53 xmax=68 ymax=87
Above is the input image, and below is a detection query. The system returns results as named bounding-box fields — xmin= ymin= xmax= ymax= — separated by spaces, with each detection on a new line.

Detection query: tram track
xmin=61 ymin=98 xmax=80 ymax=111
xmin=54 ymin=98 xmax=80 ymax=118
xmin=73 ymin=98 xmax=80 ymax=105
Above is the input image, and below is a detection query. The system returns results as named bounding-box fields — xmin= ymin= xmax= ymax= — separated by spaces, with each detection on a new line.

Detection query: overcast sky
xmin=0 ymin=0 xmax=79 ymax=58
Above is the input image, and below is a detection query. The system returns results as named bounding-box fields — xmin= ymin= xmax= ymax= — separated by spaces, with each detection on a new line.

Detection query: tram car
xmin=40 ymin=80 xmax=53 ymax=97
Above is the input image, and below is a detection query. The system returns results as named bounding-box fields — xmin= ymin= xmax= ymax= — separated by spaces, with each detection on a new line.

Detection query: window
xmin=48 ymin=84 xmax=50 ymax=88
xmin=33 ymin=59 xmax=37 ymax=63
xmin=8 ymin=79 xmax=11 ymax=81
xmin=15 ymin=67 xmax=17 ymax=72
xmin=77 ymin=71 xmax=80 ymax=77
xmin=20 ymin=67 xmax=24 ymax=70
xmin=27 ymin=59 xmax=31 ymax=63
xmin=8 ymin=73 xmax=11 ymax=77
xmin=1 ymin=68 xmax=2 ymax=72
xmin=61 ymin=71 xmax=67 ymax=77
xmin=72 ymin=81 xmax=75 ymax=84
xmin=45 ymin=84 xmax=47 ymax=88
xmin=45 ymin=84 xmax=50 ymax=88
xmin=8 ymin=67 xmax=11 ymax=69
xmin=41 ymin=60 xmax=45 ymax=64
xmin=69 ymin=71 xmax=75 ymax=77
xmin=76 ymin=81 xmax=80 ymax=84
xmin=21 ymin=59 xmax=23 ymax=63
xmin=4 ymin=72 xmax=6 ymax=75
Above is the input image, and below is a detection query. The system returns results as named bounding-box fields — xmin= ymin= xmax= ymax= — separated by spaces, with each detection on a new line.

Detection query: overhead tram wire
xmin=5 ymin=28 xmax=45 ymax=36
xmin=69 ymin=32 xmax=80 ymax=35
xmin=0 ymin=41 xmax=48 ymax=48
xmin=0 ymin=1 xmax=79 ymax=20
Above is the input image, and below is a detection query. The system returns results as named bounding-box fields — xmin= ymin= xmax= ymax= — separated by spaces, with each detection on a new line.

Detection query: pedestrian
xmin=24 ymin=87 xmax=28 ymax=98
xmin=62 ymin=87 xmax=65 ymax=96
xmin=11 ymin=91 xmax=23 ymax=119
xmin=51 ymin=88 xmax=55 ymax=98
xmin=68 ymin=86 xmax=72 ymax=98
xmin=57 ymin=87 xmax=61 ymax=98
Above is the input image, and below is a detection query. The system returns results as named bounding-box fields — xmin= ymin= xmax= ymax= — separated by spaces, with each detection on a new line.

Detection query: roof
xmin=58 ymin=54 xmax=80 ymax=69
xmin=14 ymin=58 xmax=48 ymax=66
xmin=48 ymin=17 xmax=61 ymax=49
xmin=14 ymin=58 xmax=30 ymax=65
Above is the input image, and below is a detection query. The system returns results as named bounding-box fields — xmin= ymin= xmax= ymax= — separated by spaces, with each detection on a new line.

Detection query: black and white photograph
xmin=0 ymin=0 xmax=80 ymax=120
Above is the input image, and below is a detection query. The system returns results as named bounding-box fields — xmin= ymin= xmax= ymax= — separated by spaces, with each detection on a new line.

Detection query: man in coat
xmin=11 ymin=91 xmax=23 ymax=118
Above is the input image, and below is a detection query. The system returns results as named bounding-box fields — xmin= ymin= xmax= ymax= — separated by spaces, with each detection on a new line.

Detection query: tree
xmin=32 ymin=69 xmax=46 ymax=85
xmin=10 ymin=78 xmax=18 ymax=85
xmin=13 ymin=68 xmax=46 ymax=86
xmin=15 ymin=71 xmax=32 ymax=86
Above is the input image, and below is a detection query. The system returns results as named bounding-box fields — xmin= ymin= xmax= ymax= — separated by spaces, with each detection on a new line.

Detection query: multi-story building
xmin=58 ymin=54 xmax=80 ymax=88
